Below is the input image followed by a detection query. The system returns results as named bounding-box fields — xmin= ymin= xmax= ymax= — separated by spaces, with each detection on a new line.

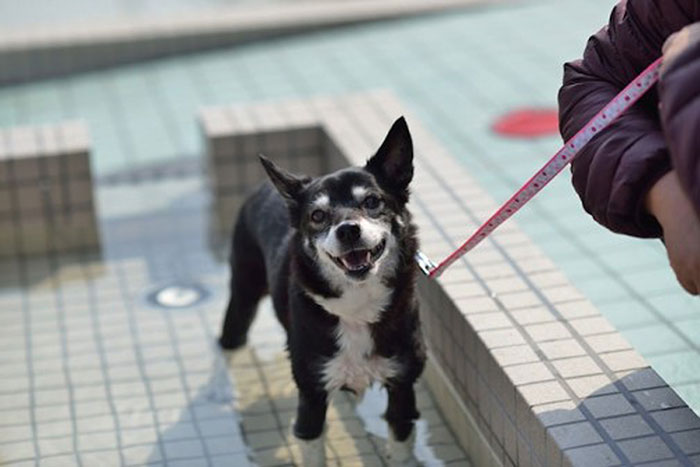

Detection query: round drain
xmin=147 ymin=283 xmax=209 ymax=309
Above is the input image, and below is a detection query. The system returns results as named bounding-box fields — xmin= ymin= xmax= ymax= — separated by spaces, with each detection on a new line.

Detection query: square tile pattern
xmin=0 ymin=250 xmax=468 ymax=466
xmin=201 ymin=91 xmax=700 ymax=467
xmin=0 ymin=95 xmax=471 ymax=466
xmin=0 ymin=0 xmax=696 ymax=417
xmin=0 ymin=121 xmax=99 ymax=256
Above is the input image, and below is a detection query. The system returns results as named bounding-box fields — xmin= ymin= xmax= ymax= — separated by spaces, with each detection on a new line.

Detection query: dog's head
xmin=260 ymin=117 xmax=414 ymax=284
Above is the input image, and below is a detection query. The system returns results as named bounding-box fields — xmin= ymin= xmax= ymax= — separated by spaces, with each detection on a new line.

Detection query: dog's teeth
xmin=339 ymin=250 xmax=372 ymax=271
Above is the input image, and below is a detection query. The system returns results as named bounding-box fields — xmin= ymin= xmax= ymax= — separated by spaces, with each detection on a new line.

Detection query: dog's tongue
xmin=341 ymin=250 xmax=370 ymax=270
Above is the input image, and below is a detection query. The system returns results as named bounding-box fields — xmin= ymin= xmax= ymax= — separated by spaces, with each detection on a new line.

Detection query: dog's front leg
xmin=385 ymin=383 xmax=420 ymax=466
xmin=294 ymin=390 xmax=328 ymax=467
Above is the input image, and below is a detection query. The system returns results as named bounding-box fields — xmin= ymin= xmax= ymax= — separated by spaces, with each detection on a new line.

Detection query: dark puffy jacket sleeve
xmin=558 ymin=0 xmax=698 ymax=238
xmin=659 ymin=39 xmax=700 ymax=220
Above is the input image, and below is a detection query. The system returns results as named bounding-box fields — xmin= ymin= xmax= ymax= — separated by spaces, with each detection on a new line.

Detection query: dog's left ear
xmin=365 ymin=116 xmax=414 ymax=203
xmin=259 ymin=155 xmax=310 ymax=204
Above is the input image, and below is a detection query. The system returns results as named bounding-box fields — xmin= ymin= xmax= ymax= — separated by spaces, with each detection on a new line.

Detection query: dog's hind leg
xmin=219 ymin=217 xmax=267 ymax=350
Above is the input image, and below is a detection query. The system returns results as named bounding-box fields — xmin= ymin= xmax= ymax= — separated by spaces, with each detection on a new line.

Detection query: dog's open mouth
xmin=329 ymin=239 xmax=386 ymax=276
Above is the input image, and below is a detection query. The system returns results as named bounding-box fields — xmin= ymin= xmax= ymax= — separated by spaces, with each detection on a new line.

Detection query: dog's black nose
xmin=336 ymin=223 xmax=361 ymax=243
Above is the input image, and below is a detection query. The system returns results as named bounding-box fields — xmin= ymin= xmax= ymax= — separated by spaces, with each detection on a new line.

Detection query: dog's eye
xmin=310 ymin=209 xmax=327 ymax=223
xmin=362 ymin=195 xmax=381 ymax=210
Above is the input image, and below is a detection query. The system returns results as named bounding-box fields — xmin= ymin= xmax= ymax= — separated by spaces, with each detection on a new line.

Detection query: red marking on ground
xmin=492 ymin=108 xmax=559 ymax=138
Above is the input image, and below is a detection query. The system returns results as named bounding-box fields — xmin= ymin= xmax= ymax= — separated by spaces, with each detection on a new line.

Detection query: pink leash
xmin=416 ymin=57 xmax=663 ymax=279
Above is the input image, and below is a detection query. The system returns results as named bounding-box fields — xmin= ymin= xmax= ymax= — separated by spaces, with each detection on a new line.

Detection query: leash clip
xmin=415 ymin=251 xmax=437 ymax=276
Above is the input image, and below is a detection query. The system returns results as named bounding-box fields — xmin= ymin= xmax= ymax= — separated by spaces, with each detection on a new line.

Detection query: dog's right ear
xmin=259 ymin=155 xmax=309 ymax=204
xmin=365 ymin=116 xmax=413 ymax=204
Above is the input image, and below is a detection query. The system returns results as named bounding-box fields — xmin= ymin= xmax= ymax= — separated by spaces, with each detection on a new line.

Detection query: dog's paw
xmin=218 ymin=334 xmax=247 ymax=350
xmin=385 ymin=431 xmax=418 ymax=466
xmin=297 ymin=435 xmax=326 ymax=467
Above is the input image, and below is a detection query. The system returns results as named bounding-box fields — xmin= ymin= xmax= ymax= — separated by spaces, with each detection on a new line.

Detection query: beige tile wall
xmin=0 ymin=121 xmax=99 ymax=256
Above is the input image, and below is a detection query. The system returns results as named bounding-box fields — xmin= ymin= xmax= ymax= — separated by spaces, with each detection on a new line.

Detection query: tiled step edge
xmin=0 ymin=0 xmax=504 ymax=85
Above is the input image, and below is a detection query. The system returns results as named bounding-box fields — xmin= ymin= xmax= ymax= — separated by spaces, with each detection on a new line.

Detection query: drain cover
xmin=148 ymin=283 xmax=209 ymax=309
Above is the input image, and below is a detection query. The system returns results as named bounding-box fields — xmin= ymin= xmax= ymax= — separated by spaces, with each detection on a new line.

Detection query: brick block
xmin=0 ymin=122 xmax=98 ymax=256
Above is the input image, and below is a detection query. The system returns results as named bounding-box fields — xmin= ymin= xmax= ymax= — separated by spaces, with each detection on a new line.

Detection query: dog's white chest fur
xmin=309 ymin=282 xmax=399 ymax=393
xmin=322 ymin=320 xmax=399 ymax=394
xmin=311 ymin=280 xmax=391 ymax=323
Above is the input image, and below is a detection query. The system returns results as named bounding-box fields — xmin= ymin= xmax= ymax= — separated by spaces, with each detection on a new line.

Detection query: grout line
xmin=155 ymin=234 xmax=216 ymax=467
xmin=19 ymin=256 xmax=40 ymax=467
xmin=1 ymin=128 xmax=41 ymax=465
xmin=112 ymin=258 xmax=168 ymax=466
xmin=161 ymin=309 xmax=215 ymax=467
xmin=44 ymin=252 xmax=82 ymax=465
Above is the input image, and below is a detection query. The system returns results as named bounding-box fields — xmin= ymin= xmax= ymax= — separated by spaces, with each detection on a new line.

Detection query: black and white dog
xmin=219 ymin=117 xmax=426 ymax=466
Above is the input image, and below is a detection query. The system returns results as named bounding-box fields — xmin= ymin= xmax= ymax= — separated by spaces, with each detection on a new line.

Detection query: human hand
xmin=662 ymin=22 xmax=700 ymax=76
xmin=646 ymin=171 xmax=700 ymax=295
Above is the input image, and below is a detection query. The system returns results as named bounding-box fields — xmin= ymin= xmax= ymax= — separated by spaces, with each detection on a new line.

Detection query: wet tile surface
xmin=0 ymin=175 xmax=469 ymax=466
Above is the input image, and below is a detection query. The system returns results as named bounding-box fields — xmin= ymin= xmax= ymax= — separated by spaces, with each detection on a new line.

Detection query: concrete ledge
xmin=199 ymin=91 xmax=700 ymax=466
xmin=0 ymin=122 xmax=100 ymax=256
xmin=0 ymin=0 xmax=504 ymax=85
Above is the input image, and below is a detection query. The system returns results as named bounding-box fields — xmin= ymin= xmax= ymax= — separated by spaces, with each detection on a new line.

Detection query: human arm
xmin=558 ymin=0 xmax=698 ymax=237
xmin=645 ymin=171 xmax=700 ymax=294
xmin=646 ymin=23 xmax=700 ymax=295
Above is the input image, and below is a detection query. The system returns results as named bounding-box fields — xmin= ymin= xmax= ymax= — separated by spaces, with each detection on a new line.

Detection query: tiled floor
xmin=1 ymin=0 xmax=697 ymax=416
xmin=0 ymin=175 xmax=470 ymax=466
xmin=2 ymin=2 xmax=700 ymax=465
